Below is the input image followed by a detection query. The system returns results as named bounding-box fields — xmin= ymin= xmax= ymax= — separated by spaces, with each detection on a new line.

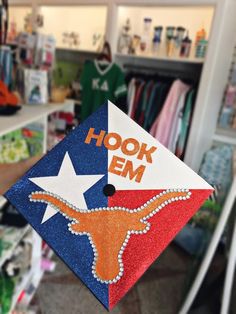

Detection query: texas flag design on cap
xmin=5 ymin=101 xmax=213 ymax=310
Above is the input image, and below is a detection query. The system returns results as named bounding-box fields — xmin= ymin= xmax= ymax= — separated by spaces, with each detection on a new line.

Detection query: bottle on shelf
xmin=195 ymin=27 xmax=206 ymax=46
xmin=140 ymin=18 xmax=152 ymax=54
xmin=166 ymin=26 xmax=175 ymax=39
xmin=117 ymin=19 xmax=132 ymax=54
xmin=130 ymin=35 xmax=141 ymax=55
xmin=152 ymin=26 xmax=163 ymax=54
xmin=195 ymin=39 xmax=208 ymax=58
xmin=166 ymin=36 xmax=175 ymax=57
xmin=165 ymin=26 xmax=175 ymax=57
xmin=175 ymin=27 xmax=186 ymax=49
xmin=180 ymin=31 xmax=192 ymax=58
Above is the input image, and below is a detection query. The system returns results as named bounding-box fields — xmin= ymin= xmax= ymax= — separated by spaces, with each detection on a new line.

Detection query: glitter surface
xmin=5 ymin=101 xmax=213 ymax=311
xmin=5 ymin=103 xmax=109 ymax=308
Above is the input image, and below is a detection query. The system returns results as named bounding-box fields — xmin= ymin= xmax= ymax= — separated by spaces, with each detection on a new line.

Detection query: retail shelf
xmin=0 ymin=100 xmax=74 ymax=137
xmin=0 ymin=225 xmax=31 ymax=268
xmin=10 ymin=267 xmax=35 ymax=313
xmin=22 ymin=268 xmax=45 ymax=308
xmin=213 ymin=127 xmax=236 ymax=145
xmin=56 ymin=47 xmax=99 ymax=55
xmin=11 ymin=260 xmax=53 ymax=311
xmin=115 ymin=53 xmax=204 ymax=64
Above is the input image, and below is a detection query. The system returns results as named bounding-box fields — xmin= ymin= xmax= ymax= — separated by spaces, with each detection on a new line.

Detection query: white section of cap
xmin=107 ymin=100 xmax=212 ymax=190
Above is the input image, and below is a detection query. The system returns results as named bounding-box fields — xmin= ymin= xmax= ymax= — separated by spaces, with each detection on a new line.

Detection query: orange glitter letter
xmin=137 ymin=143 xmax=157 ymax=163
xmin=121 ymin=160 xmax=145 ymax=183
xmin=85 ymin=128 xmax=106 ymax=147
xmin=109 ymin=155 xmax=125 ymax=176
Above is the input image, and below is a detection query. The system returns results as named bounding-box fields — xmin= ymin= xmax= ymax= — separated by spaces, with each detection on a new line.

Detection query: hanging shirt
xmin=137 ymin=81 xmax=154 ymax=127
xmin=80 ymin=60 xmax=127 ymax=120
xmin=176 ymin=89 xmax=195 ymax=159
xmin=143 ymin=82 xmax=169 ymax=132
xmin=167 ymin=88 xmax=190 ymax=153
xmin=131 ymin=81 xmax=145 ymax=120
xmin=127 ymin=78 xmax=136 ymax=117
xmin=150 ymin=79 xmax=190 ymax=147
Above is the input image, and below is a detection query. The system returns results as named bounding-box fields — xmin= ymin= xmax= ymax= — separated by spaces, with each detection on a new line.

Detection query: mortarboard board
xmin=5 ymin=101 xmax=213 ymax=310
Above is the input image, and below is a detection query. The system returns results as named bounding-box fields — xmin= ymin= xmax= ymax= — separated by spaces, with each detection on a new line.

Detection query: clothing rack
xmin=123 ymin=63 xmax=200 ymax=84
xmin=125 ymin=66 xmax=197 ymax=159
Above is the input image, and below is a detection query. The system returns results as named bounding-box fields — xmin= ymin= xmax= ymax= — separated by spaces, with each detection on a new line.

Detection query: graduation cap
xmin=5 ymin=101 xmax=213 ymax=310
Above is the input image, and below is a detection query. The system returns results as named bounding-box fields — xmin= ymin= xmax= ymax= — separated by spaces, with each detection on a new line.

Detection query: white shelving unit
xmin=0 ymin=100 xmax=74 ymax=313
xmin=0 ymin=225 xmax=30 ymax=268
xmin=115 ymin=53 xmax=204 ymax=64
xmin=0 ymin=101 xmax=74 ymax=137
xmin=213 ymin=127 xmax=236 ymax=146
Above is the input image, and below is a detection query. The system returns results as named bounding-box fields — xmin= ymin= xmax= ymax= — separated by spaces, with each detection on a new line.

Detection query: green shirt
xmin=80 ymin=60 xmax=127 ymax=120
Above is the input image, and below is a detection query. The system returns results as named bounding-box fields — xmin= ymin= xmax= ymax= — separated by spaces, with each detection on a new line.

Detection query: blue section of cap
xmin=5 ymin=102 xmax=109 ymax=309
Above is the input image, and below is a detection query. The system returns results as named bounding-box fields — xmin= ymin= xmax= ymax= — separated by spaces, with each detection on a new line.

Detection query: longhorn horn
xmin=29 ymin=191 xmax=85 ymax=221
xmin=134 ymin=189 xmax=191 ymax=220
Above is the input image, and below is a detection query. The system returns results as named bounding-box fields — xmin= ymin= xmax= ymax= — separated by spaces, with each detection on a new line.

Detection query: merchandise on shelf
xmin=0 ymin=130 xmax=30 ymax=163
xmin=166 ymin=35 xmax=175 ymax=57
xmin=195 ymin=39 xmax=208 ymax=58
xmin=175 ymin=27 xmax=186 ymax=49
xmin=0 ymin=80 xmax=21 ymax=116
xmin=47 ymin=111 xmax=75 ymax=150
xmin=140 ymin=18 xmax=152 ymax=53
xmin=62 ymin=32 xmax=80 ymax=48
xmin=165 ymin=26 xmax=175 ymax=41
xmin=199 ymin=144 xmax=234 ymax=204
xmin=17 ymin=32 xmax=56 ymax=70
xmin=180 ymin=33 xmax=192 ymax=58
xmin=7 ymin=19 xmax=18 ymax=44
xmin=17 ymin=33 xmax=36 ymax=66
xmin=0 ymin=46 xmax=13 ymax=87
xmin=194 ymin=27 xmax=208 ymax=58
xmin=195 ymin=27 xmax=206 ymax=46
xmin=152 ymin=26 xmax=163 ymax=54
xmin=35 ymin=33 xmax=56 ymax=69
xmin=117 ymin=19 xmax=132 ymax=54
xmin=22 ymin=123 xmax=44 ymax=156
xmin=0 ymin=124 xmax=44 ymax=163
xmin=24 ymin=69 xmax=48 ymax=105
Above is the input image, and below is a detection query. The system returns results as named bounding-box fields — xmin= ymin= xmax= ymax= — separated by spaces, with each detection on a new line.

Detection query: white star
xmin=29 ymin=152 xmax=104 ymax=223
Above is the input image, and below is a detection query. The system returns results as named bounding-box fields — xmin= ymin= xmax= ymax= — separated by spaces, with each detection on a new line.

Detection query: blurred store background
xmin=0 ymin=0 xmax=236 ymax=313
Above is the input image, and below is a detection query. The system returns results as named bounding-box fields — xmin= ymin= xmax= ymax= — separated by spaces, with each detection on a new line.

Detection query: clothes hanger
xmin=97 ymin=41 xmax=112 ymax=64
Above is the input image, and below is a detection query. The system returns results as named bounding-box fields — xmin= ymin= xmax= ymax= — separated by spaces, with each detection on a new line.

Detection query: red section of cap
xmin=108 ymin=188 xmax=213 ymax=310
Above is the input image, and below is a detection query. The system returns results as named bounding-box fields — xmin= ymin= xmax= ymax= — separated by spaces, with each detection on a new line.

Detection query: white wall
xmin=9 ymin=6 xmax=32 ymax=33
xmin=39 ymin=5 xmax=107 ymax=51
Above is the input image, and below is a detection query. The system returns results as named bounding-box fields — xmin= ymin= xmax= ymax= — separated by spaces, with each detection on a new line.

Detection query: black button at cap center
xmin=103 ymin=184 xmax=116 ymax=197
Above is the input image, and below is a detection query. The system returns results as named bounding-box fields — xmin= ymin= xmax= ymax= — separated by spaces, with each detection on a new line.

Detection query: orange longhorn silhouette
xmin=29 ymin=189 xmax=191 ymax=283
